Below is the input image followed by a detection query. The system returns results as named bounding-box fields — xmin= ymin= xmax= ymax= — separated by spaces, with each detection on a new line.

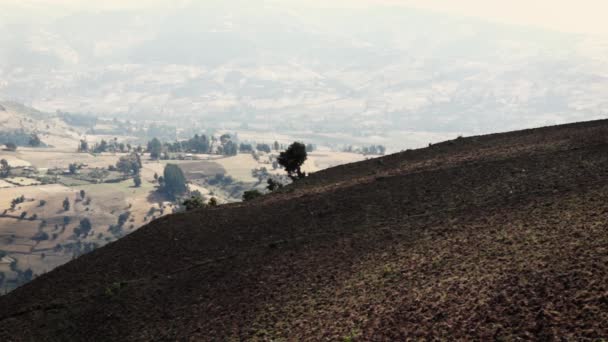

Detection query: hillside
xmin=0 ymin=119 xmax=607 ymax=340
xmin=0 ymin=101 xmax=82 ymax=150
xmin=3 ymin=2 xmax=608 ymax=147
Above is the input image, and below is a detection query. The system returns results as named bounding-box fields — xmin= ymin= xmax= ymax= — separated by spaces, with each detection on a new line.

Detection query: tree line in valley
xmin=77 ymin=132 xmax=317 ymax=161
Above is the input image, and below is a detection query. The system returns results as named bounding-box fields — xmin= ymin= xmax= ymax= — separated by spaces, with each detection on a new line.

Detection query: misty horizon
xmin=1 ymin=0 xmax=607 ymax=150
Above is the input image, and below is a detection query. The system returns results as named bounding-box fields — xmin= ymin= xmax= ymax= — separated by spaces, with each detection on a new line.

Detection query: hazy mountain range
xmin=1 ymin=0 xmax=607 ymax=148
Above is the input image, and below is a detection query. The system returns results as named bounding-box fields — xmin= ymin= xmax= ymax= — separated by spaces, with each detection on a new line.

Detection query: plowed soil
xmin=0 ymin=120 xmax=607 ymax=341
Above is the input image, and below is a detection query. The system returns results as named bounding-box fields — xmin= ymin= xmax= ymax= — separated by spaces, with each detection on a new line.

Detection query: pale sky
xmin=3 ymin=0 xmax=608 ymax=36
xmin=391 ymin=0 xmax=608 ymax=36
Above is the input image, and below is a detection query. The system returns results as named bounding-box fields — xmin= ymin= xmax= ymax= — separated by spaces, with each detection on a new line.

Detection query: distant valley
xmin=0 ymin=101 xmax=378 ymax=292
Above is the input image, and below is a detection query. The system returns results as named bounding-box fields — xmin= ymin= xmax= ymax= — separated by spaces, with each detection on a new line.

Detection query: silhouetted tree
xmin=278 ymin=142 xmax=307 ymax=180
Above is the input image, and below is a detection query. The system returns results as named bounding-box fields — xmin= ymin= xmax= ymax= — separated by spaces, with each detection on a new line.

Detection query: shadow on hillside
xmin=146 ymin=190 xmax=169 ymax=204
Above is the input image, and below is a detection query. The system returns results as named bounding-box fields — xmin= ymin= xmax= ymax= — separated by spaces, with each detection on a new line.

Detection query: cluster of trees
xmin=80 ymin=138 xmax=134 ymax=154
xmin=10 ymin=195 xmax=25 ymax=210
xmin=92 ymin=140 xmax=108 ymax=153
xmin=216 ymin=134 xmax=238 ymax=156
xmin=219 ymin=140 xmax=238 ymax=156
xmin=146 ymin=135 xmax=319 ymax=162
xmin=256 ymin=143 xmax=272 ymax=153
xmin=0 ymin=129 xmax=37 ymax=148
xmin=239 ymin=141 xmax=307 ymax=155
xmin=182 ymin=195 xmax=218 ymax=211
xmin=240 ymin=141 xmax=308 ymax=202
xmin=342 ymin=144 xmax=386 ymax=155
xmin=115 ymin=153 xmax=142 ymax=178
xmin=239 ymin=143 xmax=253 ymax=153
xmin=152 ymin=134 xmax=212 ymax=155
xmin=73 ymin=218 xmax=92 ymax=238
xmin=147 ymin=134 xmax=245 ymax=159
xmin=154 ymin=140 xmax=311 ymax=207
xmin=182 ymin=134 xmax=210 ymax=153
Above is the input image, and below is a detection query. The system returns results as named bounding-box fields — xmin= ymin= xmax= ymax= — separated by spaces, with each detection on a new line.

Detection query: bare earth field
xmin=0 ymin=120 xmax=606 ymax=340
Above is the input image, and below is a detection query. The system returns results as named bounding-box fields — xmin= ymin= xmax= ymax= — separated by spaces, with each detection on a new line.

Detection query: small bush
xmin=242 ymin=190 xmax=263 ymax=201
xmin=183 ymin=196 xmax=204 ymax=211
xmin=32 ymin=232 xmax=49 ymax=241
xmin=104 ymin=281 xmax=126 ymax=297
xmin=117 ymin=212 xmax=130 ymax=227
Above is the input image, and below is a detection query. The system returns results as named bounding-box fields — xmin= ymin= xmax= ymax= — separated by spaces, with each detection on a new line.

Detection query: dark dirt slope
xmin=1 ymin=120 xmax=608 ymax=341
